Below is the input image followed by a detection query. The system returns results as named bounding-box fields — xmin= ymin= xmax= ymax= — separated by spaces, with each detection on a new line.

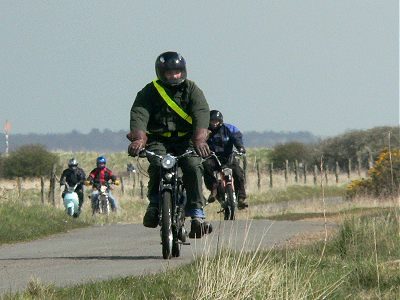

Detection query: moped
xmin=138 ymin=149 xmax=193 ymax=259
xmin=91 ymin=182 xmax=117 ymax=216
xmin=208 ymin=150 xmax=245 ymax=220
xmin=63 ymin=183 xmax=79 ymax=217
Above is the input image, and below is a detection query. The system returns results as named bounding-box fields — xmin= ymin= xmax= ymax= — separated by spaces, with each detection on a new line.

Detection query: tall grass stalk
xmin=373 ymin=220 xmax=381 ymax=299
xmin=193 ymin=221 xmax=274 ymax=300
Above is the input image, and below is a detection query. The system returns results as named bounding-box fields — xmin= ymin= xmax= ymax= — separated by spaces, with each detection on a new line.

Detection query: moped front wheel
xmin=101 ymin=196 xmax=110 ymax=216
xmin=67 ymin=207 xmax=74 ymax=216
xmin=161 ymin=190 xmax=173 ymax=259
xmin=224 ymin=185 xmax=236 ymax=220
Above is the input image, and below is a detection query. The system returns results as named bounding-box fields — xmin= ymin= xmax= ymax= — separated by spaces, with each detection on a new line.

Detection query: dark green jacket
xmin=130 ymin=79 xmax=210 ymax=136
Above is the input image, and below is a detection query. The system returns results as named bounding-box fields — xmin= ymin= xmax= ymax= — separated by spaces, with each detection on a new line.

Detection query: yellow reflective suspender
xmin=152 ymin=80 xmax=193 ymax=125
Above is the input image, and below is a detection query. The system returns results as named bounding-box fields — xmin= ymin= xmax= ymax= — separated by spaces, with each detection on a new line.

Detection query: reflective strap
xmin=147 ymin=131 xmax=189 ymax=138
xmin=152 ymin=79 xmax=193 ymax=124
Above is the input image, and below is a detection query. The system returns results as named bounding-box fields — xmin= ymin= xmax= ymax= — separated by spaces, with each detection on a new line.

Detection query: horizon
xmin=2 ymin=124 xmax=399 ymax=140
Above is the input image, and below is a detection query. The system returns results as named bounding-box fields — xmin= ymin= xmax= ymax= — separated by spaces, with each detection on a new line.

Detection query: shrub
xmin=319 ymin=126 xmax=399 ymax=169
xmin=1 ymin=144 xmax=59 ymax=178
xmin=269 ymin=142 xmax=315 ymax=169
xmin=346 ymin=148 xmax=400 ymax=198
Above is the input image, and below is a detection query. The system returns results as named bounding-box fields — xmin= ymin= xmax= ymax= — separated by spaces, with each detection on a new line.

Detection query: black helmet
xmin=155 ymin=51 xmax=187 ymax=86
xmin=210 ymin=110 xmax=223 ymax=123
xmin=68 ymin=158 xmax=78 ymax=168
xmin=209 ymin=110 xmax=223 ymax=130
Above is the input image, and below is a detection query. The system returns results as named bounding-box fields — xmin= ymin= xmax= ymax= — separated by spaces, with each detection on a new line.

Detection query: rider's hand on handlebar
xmin=128 ymin=140 xmax=145 ymax=157
xmin=127 ymin=129 xmax=148 ymax=157
xmin=238 ymin=147 xmax=246 ymax=154
xmin=194 ymin=141 xmax=211 ymax=158
xmin=192 ymin=128 xmax=211 ymax=158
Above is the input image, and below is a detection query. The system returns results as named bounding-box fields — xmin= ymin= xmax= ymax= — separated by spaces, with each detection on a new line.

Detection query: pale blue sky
xmin=1 ymin=0 xmax=398 ymax=137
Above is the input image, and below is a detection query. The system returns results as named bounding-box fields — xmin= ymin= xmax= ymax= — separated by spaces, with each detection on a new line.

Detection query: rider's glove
xmin=238 ymin=147 xmax=246 ymax=154
xmin=127 ymin=129 xmax=148 ymax=157
xmin=114 ymin=180 xmax=120 ymax=186
xmin=192 ymin=128 xmax=211 ymax=158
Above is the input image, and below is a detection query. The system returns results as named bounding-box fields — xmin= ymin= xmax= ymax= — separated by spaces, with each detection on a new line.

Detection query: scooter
xmin=62 ymin=183 xmax=80 ymax=217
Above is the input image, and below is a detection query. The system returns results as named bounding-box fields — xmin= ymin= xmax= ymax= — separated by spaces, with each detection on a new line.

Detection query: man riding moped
xmin=127 ymin=51 xmax=213 ymax=238
xmin=60 ymin=158 xmax=86 ymax=216
xmin=86 ymin=156 xmax=119 ymax=212
xmin=203 ymin=110 xmax=248 ymax=209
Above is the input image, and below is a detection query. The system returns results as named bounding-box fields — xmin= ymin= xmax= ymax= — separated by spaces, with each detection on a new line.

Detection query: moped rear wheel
xmin=161 ymin=190 xmax=173 ymax=259
xmin=224 ymin=185 xmax=236 ymax=220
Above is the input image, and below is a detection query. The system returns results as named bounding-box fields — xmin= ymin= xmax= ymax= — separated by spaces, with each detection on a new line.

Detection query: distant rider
xmin=127 ymin=51 xmax=213 ymax=238
xmin=60 ymin=158 xmax=86 ymax=214
xmin=203 ymin=110 xmax=248 ymax=209
xmin=87 ymin=156 xmax=119 ymax=211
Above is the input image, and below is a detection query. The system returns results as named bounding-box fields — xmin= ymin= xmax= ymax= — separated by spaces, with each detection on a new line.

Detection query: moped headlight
xmin=161 ymin=154 xmax=176 ymax=169
xmin=164 ymin=172 xmax=174 ymax=181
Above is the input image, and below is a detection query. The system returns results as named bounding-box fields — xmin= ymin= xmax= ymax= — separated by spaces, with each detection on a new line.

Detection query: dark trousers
xmin=203 ymin=157 xmax=247 ymax=200
xmin=146 ymin=137 xmax=205 ymax=211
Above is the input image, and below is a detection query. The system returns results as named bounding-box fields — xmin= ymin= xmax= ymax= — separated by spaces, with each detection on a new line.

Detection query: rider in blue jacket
xmin=203 ymin=110 xmax=248 ymax=209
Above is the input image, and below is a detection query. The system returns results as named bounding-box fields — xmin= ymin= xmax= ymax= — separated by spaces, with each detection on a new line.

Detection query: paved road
xmin=0 ymin=219 xmax=333 ymax=294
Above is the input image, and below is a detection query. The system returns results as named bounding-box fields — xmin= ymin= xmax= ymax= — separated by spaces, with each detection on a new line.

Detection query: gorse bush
xmin=0 ymin=144 xmax=59 ymax=178
xmin=346 ymin=148 xmax=400 ymax=198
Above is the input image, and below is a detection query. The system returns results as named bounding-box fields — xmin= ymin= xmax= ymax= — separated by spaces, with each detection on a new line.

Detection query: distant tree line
xmin=269 ymin=126 xmax=399 ymax=170
xmin=0 ymin=128 xmax=319 ymax=152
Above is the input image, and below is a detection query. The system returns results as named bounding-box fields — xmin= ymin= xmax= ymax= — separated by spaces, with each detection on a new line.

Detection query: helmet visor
xmin=209 ymin=120 xmax=221 ymax=130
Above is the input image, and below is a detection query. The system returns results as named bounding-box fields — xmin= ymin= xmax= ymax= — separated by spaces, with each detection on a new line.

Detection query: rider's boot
xmin=207 ymin=187 xmax=218 ymax=204
xmin=143 ymin=205 xmax=159 ymax=228
xmin=189 ymin=217 xmax=213 ymax=239
xmin=238 ymin=197 xmax=249 ymax=210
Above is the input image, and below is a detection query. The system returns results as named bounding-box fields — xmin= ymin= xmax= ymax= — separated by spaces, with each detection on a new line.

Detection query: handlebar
xmin=204 ymin=150 xmax=245 ymax=167
xmin=138 ymin=149 xmax=197 ymax=160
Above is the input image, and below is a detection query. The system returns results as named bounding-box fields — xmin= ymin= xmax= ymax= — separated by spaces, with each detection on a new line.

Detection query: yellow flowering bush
xmin=346 ymin=149 xmax=400 ymax=198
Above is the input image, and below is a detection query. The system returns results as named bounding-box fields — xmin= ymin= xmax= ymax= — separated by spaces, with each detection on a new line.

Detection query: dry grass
xmin=0 ymin=167 xmax=365 ymax=224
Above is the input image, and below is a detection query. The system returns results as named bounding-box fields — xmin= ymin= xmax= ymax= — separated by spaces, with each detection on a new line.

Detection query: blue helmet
xmin=96 ymin=156 xmax=106 ymax=168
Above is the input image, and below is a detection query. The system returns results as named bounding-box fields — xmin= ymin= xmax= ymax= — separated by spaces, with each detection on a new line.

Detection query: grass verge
xmin=248 ymin=184 xmax=345 ymax=205
xmin=0 ymin=201 xmax=91 ymax=245
xmin=4 ymin=207 xmax=399 ymax=299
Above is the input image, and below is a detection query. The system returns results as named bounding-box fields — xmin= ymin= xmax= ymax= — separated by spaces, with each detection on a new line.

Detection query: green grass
xmin=0 ymin=201 xmax=91 ymax=245
xmin=248 ymin=184 xmax=345 ymax=205
xmin=258 ymin=206 xmax=396 ymax=221
xmin=4 ymin=207 xmax=399 ymax=299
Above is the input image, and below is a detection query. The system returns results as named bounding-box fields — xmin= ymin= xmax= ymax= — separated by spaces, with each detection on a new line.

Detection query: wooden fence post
xmin=256 ymin=159 xmax=261 ymax=190
xmin=335 ymin=161 xmax=339 ymax=184
xmin=17 ymin=177 xmax=22 ymax=198
xmin=313 ymin=165 xmax=318 ymax=185
xmin=131 ymin=172 xmax=137 ymax=197
xmin=120 ymin=176 xmax=124 ymax=195
xmin=324 ymin=165 xmax=328 ymax=185
xmin=40 ymin=176 xmax=45 ymax=204
xmin=140 ymin=179 xmax=144 ymax=199
xmin=284 ymin=160 xmax=289 ymax=183
xmin=303 ymin=163 xmax=307 ymax=184
xmin=294 ymin=160 xmax=298 ymax=183
xmin=269 ymin=162 xmax=273 ymax=188
xmin=48 ymin=164 xmax=56 ymax=206
xmin=243 ymin=155 xmax=247 ymax=185
xmin=347 ymin=158 xmax=351 ymax=179
xmin=357 ymin=155 xmax=361 ymax=176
